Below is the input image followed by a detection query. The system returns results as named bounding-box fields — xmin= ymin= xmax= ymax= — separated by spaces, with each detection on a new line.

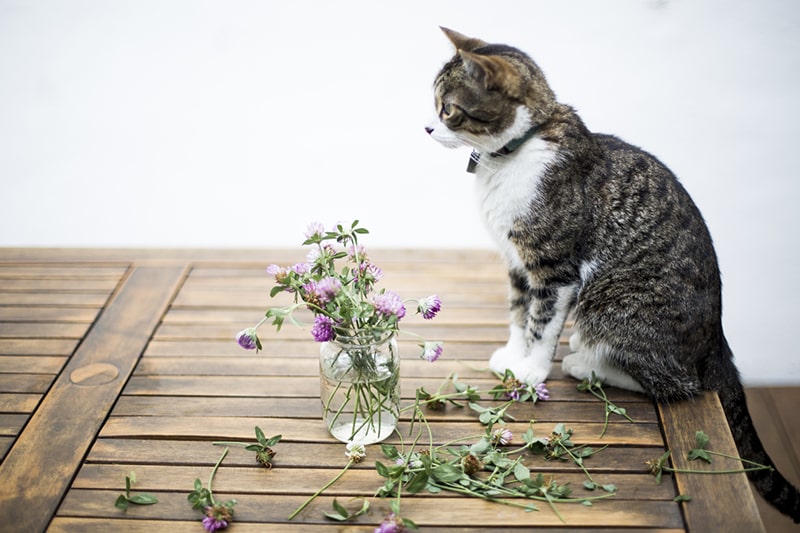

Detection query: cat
xmin=426 ymin=27 xmax=800 ymax=523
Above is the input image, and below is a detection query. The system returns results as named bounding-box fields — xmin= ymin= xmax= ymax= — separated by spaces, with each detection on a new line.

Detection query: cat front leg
xmin=490 ymin=269 xmax=530 ymax=375
xmin=491 ymin=275 xmax=576 ymax=386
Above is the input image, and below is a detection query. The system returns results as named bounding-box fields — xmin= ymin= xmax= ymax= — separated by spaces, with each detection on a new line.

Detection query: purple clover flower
xmin=236 ymin=328 xmax=259 ymax=350
xmin=316 ymin=277 xmax=342 ymax=303
xmin=420 ymin=341 xmax=443 ymax=362
xmin=202 ymin=505 xmax=233 ymax=532
xmin=359 ymin=262 xmax=384 ymax=284
xmin=202 ymin=515 xmax=228 ymax=532
xmin=266 ymin=264 xmax=282 ymax=276
xmin=492 ymin=427 xmax=513 ymax=446
xmin=311 ymin=315 xmax=335 ymax=342
xmin=535 ymin=382 xmax=550 ymax=401
xmin=291 ymin=262 xmax=311 ymax=275
xmin=305 ymin=221 xmax=325 ymax=239
xmin=417 ymin=294 xmax=442 ymax=320
xmin=374 ymin=513 xmax=404 ymax=533
xmin=372 ymin=290 xmax=406 ymax=319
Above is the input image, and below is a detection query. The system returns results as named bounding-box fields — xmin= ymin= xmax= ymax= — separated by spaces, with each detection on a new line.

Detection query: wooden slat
xmin=0 ymin=265 xmax=186 ymax=533
xmin=86 ymin=438 xmax=664 ymax=472
xmin=98 ymin=415 xmax=663 ymax=446
xmin=56 ymin=490 xmax=685 ymax=529
xmin=658 ymin=392 xmax=766 ymax=533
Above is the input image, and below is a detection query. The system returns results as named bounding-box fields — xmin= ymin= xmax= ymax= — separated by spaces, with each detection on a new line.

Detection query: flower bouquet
xmin=237 ymin=220 xmax=443 ymax=444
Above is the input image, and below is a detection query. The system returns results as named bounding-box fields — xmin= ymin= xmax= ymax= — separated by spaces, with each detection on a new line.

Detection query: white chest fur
xmin=474 ymin=137 xmax=560 ymax=270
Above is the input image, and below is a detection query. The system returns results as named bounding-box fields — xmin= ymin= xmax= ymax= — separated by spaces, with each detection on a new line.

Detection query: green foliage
xmin=114 ymin=471 xmax=158 ymax=512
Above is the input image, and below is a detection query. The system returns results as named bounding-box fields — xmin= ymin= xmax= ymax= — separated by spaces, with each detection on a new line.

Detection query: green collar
xmin=466 ymin=124 xmax=541 ymax=173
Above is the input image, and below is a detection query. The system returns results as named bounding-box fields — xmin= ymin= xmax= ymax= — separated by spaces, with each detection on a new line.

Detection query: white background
xmin=1 ymin=0 xmax=798 ymax=384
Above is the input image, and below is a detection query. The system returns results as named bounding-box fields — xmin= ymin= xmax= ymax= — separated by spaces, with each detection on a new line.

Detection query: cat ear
xmin=459 ymin=49 xmax=522 ymax=97
xmin=440 ymin=27 xmax=487 ymax=52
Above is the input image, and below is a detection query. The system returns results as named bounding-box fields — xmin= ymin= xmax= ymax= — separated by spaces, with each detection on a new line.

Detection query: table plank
xmin=0 ymin=265 xmax=186 ymax=533
xmin=658 ymin=393 xmax=766 ymax=533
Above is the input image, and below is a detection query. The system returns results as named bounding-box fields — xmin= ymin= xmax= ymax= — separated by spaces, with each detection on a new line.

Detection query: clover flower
xmin=492 ymin=427 xmax=513 ymax=446
xmin=461 ymin=453 xmax=484 ymax=475
xmin=503 ymin=376 xmax=526 ymax=401
xmin=375 ymin=512 xmax=405 ymax=533
xmin=535 ymin=382 xmax=550 ymax=401
xmin=358 ymin=262 xmax=384 ymax=286
xmin=202 ymin=504 xmax=233 ymax=532
xmin=372 ymin=290 xmax=406 ymax=319
xmin=315 ymin=277 xmax=343 ymax=304
xmin=266 ymin=264 xmax=288 ymax=283
xmin=311 ymin=315 xmax=335 ymax=342
xmin=417 ymin=294 xmax=442 ymax=319
xmin=291 ymin=262 xmax=311 ymax=275
xmin=420 ymin=341 xmax=443 ymax=362
xmin=235 ymin=328 xmax=260 ymax=351
xmin=345 ymin=442 xmax=367 ymax=463
xmin=305 ymin=221 xmax=325 ymax=239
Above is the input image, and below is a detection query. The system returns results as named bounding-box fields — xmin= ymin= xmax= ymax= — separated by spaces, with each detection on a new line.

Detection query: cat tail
xmin=713 ymin=335 xmax=800 ymax=523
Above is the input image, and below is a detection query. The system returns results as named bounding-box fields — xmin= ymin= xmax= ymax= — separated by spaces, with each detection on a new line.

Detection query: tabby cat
xmin=426 ymin=27 xmax=800 ymax=523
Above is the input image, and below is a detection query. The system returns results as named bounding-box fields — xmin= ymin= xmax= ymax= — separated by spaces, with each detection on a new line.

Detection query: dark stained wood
xmin=0 ymin=265 xmax=186 ymax=533
xmin=0 ymin=249 xmax=782 ymax=531
xmin=658 ymin=392 xmax=765 ymax=532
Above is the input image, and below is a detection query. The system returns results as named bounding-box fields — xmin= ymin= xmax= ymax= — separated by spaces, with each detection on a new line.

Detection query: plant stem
xmin=208 ymin=447 xmax=229 ymax=505
xmin=288 ymin=459 xmax=354 ymax=520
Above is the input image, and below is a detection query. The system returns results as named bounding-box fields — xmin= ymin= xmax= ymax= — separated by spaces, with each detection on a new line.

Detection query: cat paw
xmin=489 ymin=345 xmax=525 ymax=375
xmin=561 ymin=353 xmax=594 ymax=382
xmin=491 ymin=348 xmax=551 ymax=385
xmin=568 ymin=331 xmax=582 ymax=352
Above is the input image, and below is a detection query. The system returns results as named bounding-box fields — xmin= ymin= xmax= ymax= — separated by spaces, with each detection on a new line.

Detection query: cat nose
xmin=425 ymin=126 xmax=434 ymax=135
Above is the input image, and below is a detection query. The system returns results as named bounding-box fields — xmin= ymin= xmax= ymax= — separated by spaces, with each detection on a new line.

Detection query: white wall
xmin=1 ymin=0 xmax=798 ymax=384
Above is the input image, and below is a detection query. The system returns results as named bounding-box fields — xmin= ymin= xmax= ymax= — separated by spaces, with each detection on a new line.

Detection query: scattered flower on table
xmin=345 ymin=441 xmax=367 ymax=463
xmin=375 ymin=512 xmax=405 ymax=533
xmin=202 ymin=505 xmax=233 ymax=532
xmin=492 ymin=427 xmax=513 ymax=446
xmin=421 ymin=341 xmax=443 ymax=362
xmin=535 ymin=382 xmax=551 ymax=401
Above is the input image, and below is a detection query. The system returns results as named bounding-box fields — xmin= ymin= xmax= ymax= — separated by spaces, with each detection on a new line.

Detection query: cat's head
xmin=426 ymin=27 xmax=556 ymax=153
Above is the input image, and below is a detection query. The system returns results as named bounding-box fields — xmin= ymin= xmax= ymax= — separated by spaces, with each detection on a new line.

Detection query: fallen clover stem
xmin=208 ymin=447 xmax=229 ymax=506
xmin=288 ymin=459 xmax=354 ymax=520
xmin=429 ymin=481 xmax=536 ymax=512
xmin=559 ymin=444 xmax=594 ymax=483
xmin=664 ymin=465 xmax=774 ymax=476
xmin=704 ymin=450 xmax=775 ymax=470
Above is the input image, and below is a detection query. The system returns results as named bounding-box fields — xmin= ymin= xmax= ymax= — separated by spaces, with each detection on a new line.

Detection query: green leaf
xmin=375 ymin=461 xmax=390 ymax=478
xmin=583 ymin=481 xmax=597 ymax=490
xmin=380 ymin=444 xmax=399 ymax=460
xmin=513 ymin=462 xmax=531 ymax=483
xmin=674 ymin=494 xmax=692 ymax=502
xmin=431 ymin=463 xmax=463 ymax=483
xmin=255 ymin=426 xmax=266 ymax=445
xmin=695 ymin=430 xmax=710 ymax=449
xmin=687 ymin=448 xmax=713 ymax=464
xmin=331 ymin=498 xmax=348 ymax=517
xmin=128 ymin=494 xmax=159 ymax=505
xmin=601 ymin=484 xmax=617 ymax=493
xmin=405 ymin=471 xmax=430 ymax=494
xmin=114 ymin=495 xmax=129 ymax=511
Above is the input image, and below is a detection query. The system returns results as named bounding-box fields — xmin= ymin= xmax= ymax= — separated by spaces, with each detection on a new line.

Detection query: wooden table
xmin=0 ymin=248 xmax=766 ymax=532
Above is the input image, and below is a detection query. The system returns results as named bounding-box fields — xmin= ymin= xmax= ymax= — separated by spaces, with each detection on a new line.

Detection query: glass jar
xmin=319 ymin=331 xmax=400 ymax=444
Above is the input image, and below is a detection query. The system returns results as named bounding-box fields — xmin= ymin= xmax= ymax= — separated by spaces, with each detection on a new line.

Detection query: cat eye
xmin=441 ymin=102 xmax=456 ymax=118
